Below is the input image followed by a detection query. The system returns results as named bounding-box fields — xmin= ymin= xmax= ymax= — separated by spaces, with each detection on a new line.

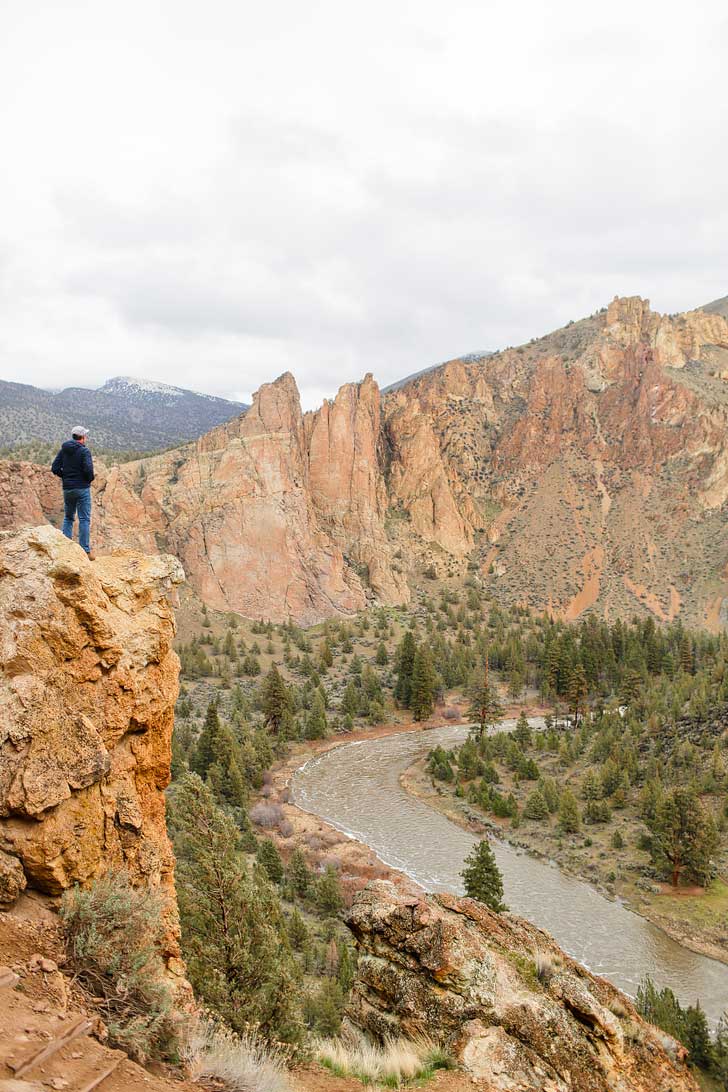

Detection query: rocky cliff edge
xmin=345 ymin=880 xmax=698 ymax=1092
xmin=0 ymin=525 xmax=185 ymax=970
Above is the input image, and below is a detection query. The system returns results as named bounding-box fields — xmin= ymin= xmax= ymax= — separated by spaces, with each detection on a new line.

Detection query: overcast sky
xmin=1 ymin=1 xmax=727 ymax=409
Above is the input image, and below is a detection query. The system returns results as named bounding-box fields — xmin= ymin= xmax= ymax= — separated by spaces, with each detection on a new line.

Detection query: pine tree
xmin=375 ymin=641 xmax=388 ymax=666
xmin=256 ymin=837 xmax=284 ymax=884
xmin=566 ymin=665 xmax=588 ymax=725
xmin=262 ymin=665 xmax=293 ymax=733
xmin=558 ymin=789 xmax=581 ymax=833
xmin=648 ymin=787 xmax=718 ymax=887
xmin=410 ymin=647 xmax=437 ymax=721
xmin=460 ymin=839 xmax=506 ymax=911
xmin=512 ymin=711 xmax=532 ymax=748
xmin=394 ymin=631 xmax=417 ymax=706
xmin=467 ymin=659 xmax=504 ymax=741
xmin=621 ymin=668 xmax=642 ymax=706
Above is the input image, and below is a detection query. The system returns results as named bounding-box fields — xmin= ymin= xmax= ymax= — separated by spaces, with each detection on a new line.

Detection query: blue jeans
xmin=62 ymin=488 xmax=92 ymax=553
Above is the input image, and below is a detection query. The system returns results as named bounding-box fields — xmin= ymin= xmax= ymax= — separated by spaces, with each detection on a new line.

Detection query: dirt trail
xmin=0 ymin=912 xmax=198 ymax=1092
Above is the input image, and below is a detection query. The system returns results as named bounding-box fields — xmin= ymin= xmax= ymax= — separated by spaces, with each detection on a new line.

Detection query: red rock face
xmin=2 ymin=298 xmax=727 ymax=627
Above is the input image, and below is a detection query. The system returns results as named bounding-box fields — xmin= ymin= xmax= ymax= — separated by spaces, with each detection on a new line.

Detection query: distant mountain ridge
xmin=700 ymin=294 xmax=728 ymax=319
xmin=0 ymin=375 xmax=248 ymax=450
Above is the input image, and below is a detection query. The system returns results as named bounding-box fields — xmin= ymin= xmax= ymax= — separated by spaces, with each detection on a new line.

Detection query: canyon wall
xmin=346 ymin=880 xmax=698 ymax=1092
xmin=2 ymin=297 xmax=727 ymax=627
xmin=0 ymin=525 xmax=184 ymax=969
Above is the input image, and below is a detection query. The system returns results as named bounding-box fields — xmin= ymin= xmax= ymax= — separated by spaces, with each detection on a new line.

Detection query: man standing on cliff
xmin=51 ymin=426 xmax=95 ymax=559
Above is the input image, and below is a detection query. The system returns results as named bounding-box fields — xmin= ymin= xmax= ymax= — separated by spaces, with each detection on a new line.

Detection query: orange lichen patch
xmin=564 ymin=546 xmax=604 ymax=620
xmin=623 ymin=576 xmax=681 ymax=622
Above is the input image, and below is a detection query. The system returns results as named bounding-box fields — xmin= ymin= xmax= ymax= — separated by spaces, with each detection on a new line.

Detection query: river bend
xmin=291 ymin=723 xmax=728 ymax=1025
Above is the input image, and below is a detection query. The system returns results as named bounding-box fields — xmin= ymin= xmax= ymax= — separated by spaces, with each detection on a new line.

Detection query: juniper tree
xmin=191 ymin=701 xmax=221 ymax=778
xmin=256 ymin=837 xmax=284 ymax=884
xmin=558 ymin=789 xmax=581 ymax=833
xmin=168 ymin=774 xmax=303 ymax=1045
xmin=261 ymin=664 xmax=293 ymax=733
xmin=648 ymin=787 xmax=718 ymax=888
xmin=460 ymin=839 xmax=506 ymax=912
xmin=287 ymin=847 xmax=312 ymax=899
xmin=305 ymin=691 xmax=328 ymax=739
xmin=523 ymin=789 xmax=549 ymax=821
xmin=316 ymin=865 xmax=344 ymax=916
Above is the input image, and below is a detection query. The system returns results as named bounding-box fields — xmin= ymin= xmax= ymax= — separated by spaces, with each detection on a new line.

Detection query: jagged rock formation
xmin=0 ymin=526 xmax=184 ymax=967
xmin=88 ymin=372 xmax=404 ymax=625
xmin=2 ymin=296 xmax=727 ymax=627
xmin=345 ymin=880 xmax=698 ymax=1092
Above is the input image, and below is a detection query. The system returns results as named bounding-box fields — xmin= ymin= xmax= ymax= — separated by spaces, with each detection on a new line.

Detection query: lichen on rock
xmin=345 ymin=880 xmax=699 ymax=1092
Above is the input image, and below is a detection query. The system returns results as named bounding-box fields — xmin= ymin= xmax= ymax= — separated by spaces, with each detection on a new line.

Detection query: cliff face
xmin=383 ymin=297 xmax=728 ymax=628
xmin=87 ymin=371 xmax=415 ymax=623
xmin=346 ymin=881 xmax=698 ymax=1092
xmin=2 ymin=297 xmax=727 ymax=627
xmin=0 ymin=526 xmax=184 ymax=965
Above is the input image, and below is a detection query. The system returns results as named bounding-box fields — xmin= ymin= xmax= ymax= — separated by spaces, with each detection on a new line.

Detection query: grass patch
xmin=649 ymin=878 xmax=728 ymax=928
xmin=185 ymin=1015 xmax=291 ymax=1092
xmin=316 ymin=1035 xmax=451 ymax=1087
xmin=506 ymin=951 xmax=539 ymax=989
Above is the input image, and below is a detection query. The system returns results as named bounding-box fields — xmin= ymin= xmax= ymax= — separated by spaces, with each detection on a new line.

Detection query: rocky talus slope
xmin=3 ymin=296 xmax=727 ymax=627
xmin=0 ymin=525 xmax=185 ymax=975
xmin=345 ymin=880 xmax=698 ymax=1092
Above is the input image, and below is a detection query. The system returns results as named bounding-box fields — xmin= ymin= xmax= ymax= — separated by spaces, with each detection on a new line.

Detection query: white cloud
xmin=0 ymin=0 xmax=726 ymax=408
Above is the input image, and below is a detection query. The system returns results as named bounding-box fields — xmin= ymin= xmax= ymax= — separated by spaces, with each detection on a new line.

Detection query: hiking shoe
xmin=87 ymin=551 xmax=96 ymax=561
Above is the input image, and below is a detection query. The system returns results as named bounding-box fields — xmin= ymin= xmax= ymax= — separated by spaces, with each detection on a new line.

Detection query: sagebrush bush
xmin=60 ymin=870 xmax=180 ymax=1063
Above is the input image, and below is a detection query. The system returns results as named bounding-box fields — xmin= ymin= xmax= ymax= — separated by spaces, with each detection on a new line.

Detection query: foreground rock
xmin=345 ymin=881 xmax=698 ymax=1092
xmin=0 ymin=526 xmax=184 ymax=966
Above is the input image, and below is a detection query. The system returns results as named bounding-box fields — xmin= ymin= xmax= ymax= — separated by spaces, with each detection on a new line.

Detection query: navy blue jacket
xmin=51 ymin=440 xmax=95 ymax=489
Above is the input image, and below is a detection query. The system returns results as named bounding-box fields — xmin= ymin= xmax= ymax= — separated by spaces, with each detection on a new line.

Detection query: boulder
xmin=345 ymin=880 xmax=698 ymax=1092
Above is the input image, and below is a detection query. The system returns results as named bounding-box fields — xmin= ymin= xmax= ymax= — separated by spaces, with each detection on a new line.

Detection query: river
xmin=291 ymin=722 xmax=728 ymax=1025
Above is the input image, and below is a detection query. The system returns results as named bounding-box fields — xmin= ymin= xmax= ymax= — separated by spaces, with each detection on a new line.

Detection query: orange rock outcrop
xmin=0 ymin=525 xmax=184 ymax=970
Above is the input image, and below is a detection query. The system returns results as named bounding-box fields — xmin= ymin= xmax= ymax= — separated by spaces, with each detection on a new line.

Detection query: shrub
xmin=251 ymin=802 xmax=285 ymax=830
xmin=185 ymin=1015 xmax=291 ymax=1092
xmin=60 ymin=871 xmax=180 ymax=1063
xmin=316 ymin=1032 xmax=450 ymax=1086
xmin=534 ymin=950 xmax=562 ymax=986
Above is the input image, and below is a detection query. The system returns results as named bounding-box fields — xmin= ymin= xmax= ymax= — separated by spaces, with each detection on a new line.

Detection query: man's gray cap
xmin=71 ymin=425 xmax=89 ymax=438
